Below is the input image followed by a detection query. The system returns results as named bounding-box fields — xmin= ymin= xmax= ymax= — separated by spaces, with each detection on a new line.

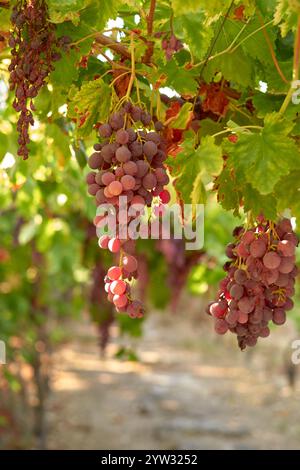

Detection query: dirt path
xmin=47 ymin=311 xmax=300 ymax=450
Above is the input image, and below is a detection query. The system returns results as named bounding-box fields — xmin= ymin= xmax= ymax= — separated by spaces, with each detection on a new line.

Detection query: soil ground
xmin=47 ymin=309 xmax=300 ymax=450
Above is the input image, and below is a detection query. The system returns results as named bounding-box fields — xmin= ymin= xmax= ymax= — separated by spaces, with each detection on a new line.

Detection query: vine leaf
xmin=224 ymin=113 xmax=300 ymax=195
xmin=167 ymin=135 xmax=223 ymax=204
xmin=69 ymin=78 xmax=111 ymax=138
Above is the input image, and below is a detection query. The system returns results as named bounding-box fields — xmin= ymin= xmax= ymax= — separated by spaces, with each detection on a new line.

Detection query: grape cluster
xmin=86 ymin=103 xmax=170 ymax=317
xmin=8 ymin=0 xmax=66 ymax=159
xmin=161 ymin=33 xmax=183 ymax=61
xmin=207 ymin=218 xmax=298 ymax=349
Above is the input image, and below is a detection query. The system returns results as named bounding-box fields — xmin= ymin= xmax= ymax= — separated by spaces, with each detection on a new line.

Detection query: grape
xmin=110 ymin=280 xmax=127 ymax=295
xmin=96 ymin=188 xmax=106 ymax=204
xmin=136 ymin=160 xmax=149 ymax=178
xmin=141 ymin=111 xmax=152 ymax=126
xmin=225 ymin=243 xmax=236 ymax=259
xmin=155 ymin=167 xmax=167 ymax=183
xmin=273 ymin=308 xmax=286 ymax=325
xmin=262 ymin=251 xmax=281 ymax=269
xmin=214 ymin=319 xmax=228 ymax=335
xmin=127 ymin=128 xmax=137 ymax=143
xmin=130 ymin=106 xmax=142 ymax=121
xmin=88 ymin=152 xmax=103 ymax=169
xmin=108 ymin=238 xmax=121 ymax=253
xmin=210 ymin=302 xmax=226 ymax=318
xmin=98 ymin=235 xmax=110 ymax=249
xmin=283 ymin=298 xmax=294 ymax=311
xmin=116 ymin=145 xmax=131 ymax=163
xmin=131 ymin=195 xmax=145 ymax=206
xmin=107 ymin=266 xmax=122 ymax=280
xmin=238 ymin=311 xmax=248 ymax=324
xmin=277 ymin=218 xmax=292 ymax=235
xmin=116 ymin=129 xmax=129 ymax=144
xmin=241 ymin=231 xmax=255 ymax=245
xmin=236 ymin=243 xmax=249 ymax=258
xmin=127 ymin=300 xmax=143 ymax=318
xmin=115 ymin=167 xmax=125 ymax=178
xmin=88 ymin=183 xmax=100 ymax=196
xmin=86 ymin=172 xmax=96 ymax=184
xmin=108 ymin=180 xmax=123 ymax=196
xmin=154 ymin=121 xmax=164 ymax=131
xmin=238 ymin=297 xmax=255 ymax=314
xmin=143 ymin=173 xmax=157 ymax=190
xmin=283 ymin=232 xmax=298 ymax=246
xmin=104 ymin=186 xmax=113 ymax=199
xmin=113 ymin=294 xmax=128 ymax=309
xmin=234 ymin=269 xmax=247 ymax=285
xmin=230 ymin=284 xmax=244 ymax=300
xmin=101 ymin=172 xmax=115 ymax=186
xmin=159 ymin=190 xmax=171 ymax=204
xmin=109 ymin=112 xmax=124 ymax=130
xmin=95 ymin=171 xmax=104 ymax=185
xmin=263 ymin=307 xmax=273 ymax=322
xmin=99 ymin=123 xmax=112 ymax=138
xmin=245 ymin=336 xmax=257 ymax=347
xmin=130 ymin=141 xmax=143 ymax=158
xmin=122 ymin=255 xmax=138 ymax=273
xmin=143 ymin=141 xmax=157 ymax=158
xmin=94 ymin=143 xmax=102 ymax=151
xmin=102 ymin=143 xmax=116 ymax=162
xmin=277 ymin=240 xmax=295 ymax=257
xmin=121 ymin=175 xmax=135 ymax=191
xmin=145 ymin=131 xmax=161 ymax=144
xmin=249 ymin=239 xmax=266 ymax=258
xmin=259 ymin=326 xmax=270 ymax=338
xmin=123 ymin=161 xmax=138 ymax=176
xmin=226 ymin=310 xmax=239 ymax=326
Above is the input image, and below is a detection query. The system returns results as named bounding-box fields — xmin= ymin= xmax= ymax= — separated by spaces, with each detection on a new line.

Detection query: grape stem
xmin=125 ymin=33 xmax=136 ymax=100
xmin=279 ymin=15 xmax=300 ymax=115
xmin=211 ymin=125 xmax=263 ymax=138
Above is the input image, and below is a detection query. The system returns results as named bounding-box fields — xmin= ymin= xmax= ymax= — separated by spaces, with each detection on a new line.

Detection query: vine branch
xmin=142 ymin=0 xmax=156 ymax=64
xmin=256 ymin=11 xmax=289 ymax=84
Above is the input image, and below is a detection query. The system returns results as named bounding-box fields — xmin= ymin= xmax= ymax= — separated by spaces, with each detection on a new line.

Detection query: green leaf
xmin=214 ymin=164 xmax=241 ymax=215
xmin=243 ymin=184 xmax=277 ymax=220
xmin=48 ymin=0 xmax=91 ymax=24
xmin=191 ymin=173 xmax=207 ymax=205
xmin=171 ymin=0 xmax=233 ymax=16
xmin=274 ymin=0 xmax=300 ymax=36
xmin=225 ymin=113 xmax=300 ymax=195
xmin=168 ymin=135 xmax=223 ymax=204
xmin=174 ymin=12 xmax=214 ymax=62
xmin=275 ymin=170 xmax=300 ymax=219
xmin=169 ymin=102 xmax=193 ymax=129
xmin=160 ymin=58 xmax=199 ymax=94
xmin=70 ymin=77 xmax=111 ymax=137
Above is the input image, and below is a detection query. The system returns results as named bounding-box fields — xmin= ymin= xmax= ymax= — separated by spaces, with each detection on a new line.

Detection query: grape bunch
xmin=86 ymin=103 xmax=170 ymax=318
xmin=161 ymin=33 xmax=183 ymax=61
xmin=207 ymin=218 xmax=298 ymax=349
xmin=8 ymin=0 xmax=66 ymax=159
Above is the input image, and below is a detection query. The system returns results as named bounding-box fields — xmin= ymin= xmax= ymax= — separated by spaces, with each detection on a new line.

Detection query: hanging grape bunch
xmin=8 ymin=0 xmax=67 ymax=159
xmin=161 ymin=33 xmax=183 ymax=61
xmin=207 ymin=218 xmax=298 ymax=349
xmin=86 ymin=103 xmax=170 ymax=318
